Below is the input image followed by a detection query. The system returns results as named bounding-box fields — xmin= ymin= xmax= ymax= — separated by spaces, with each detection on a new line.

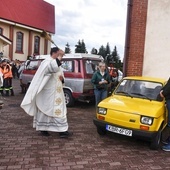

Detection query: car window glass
xmin=115 ymin=79 xmax=163 ymax=101
xmin=61 ymin=61 xmax=74 ymax=72
xmin=85 ymin=60 xmax=99 ymax=74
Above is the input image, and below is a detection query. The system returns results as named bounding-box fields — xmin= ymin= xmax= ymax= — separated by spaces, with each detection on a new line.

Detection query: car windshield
xmin=115 ymin=79 xmax=163 ymax=101
xmin=85 ymin=60 xmax=100 ymax=74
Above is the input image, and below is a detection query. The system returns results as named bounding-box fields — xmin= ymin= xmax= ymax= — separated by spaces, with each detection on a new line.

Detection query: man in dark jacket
xmin=91 ymin=62 xmax=110 ymax=106
xmin=160 ymin=78 xmax=170 ymax=151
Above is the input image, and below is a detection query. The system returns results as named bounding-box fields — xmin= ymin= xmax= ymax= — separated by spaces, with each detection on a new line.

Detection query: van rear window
xmin=61 ymin=61 xmax=74 ymax=72
xmin=85 ymin=60 xmax=99 ymax=74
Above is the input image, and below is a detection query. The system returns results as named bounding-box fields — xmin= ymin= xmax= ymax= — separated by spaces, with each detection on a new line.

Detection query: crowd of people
xmin=0 ymin=58 xmax=23 ymax=97
xmin=0 ymin=59 xmax=15 ymax=96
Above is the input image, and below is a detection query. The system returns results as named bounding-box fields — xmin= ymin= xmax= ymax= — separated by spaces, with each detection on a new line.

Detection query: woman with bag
xmin=91 ymin=62 xmax=110 ymax=106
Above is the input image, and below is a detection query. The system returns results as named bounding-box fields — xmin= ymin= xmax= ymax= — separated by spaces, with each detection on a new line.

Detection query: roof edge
xmin=0 ymin=18 xmax=55 ymax=34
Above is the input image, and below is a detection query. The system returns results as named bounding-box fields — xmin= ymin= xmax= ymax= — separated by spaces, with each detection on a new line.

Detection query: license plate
xmin=106 ymin=125 xmax=132 ymax=136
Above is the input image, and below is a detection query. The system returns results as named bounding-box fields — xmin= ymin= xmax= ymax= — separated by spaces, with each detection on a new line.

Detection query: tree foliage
xmin=91 ymin=48 xmax=98 ymax=54
xmin=105 ymin=42 xmax=111 ymax=57
xmin=96 ymin=43 xmax=122 ymax=69
xmin=98 ymin=45 xmax=106 ymax=59
xmin=112 ymin=46 xmax=120 ymax=62
xmin=70 ymin=40 xmax=122 ymax=69
xmin=75 ymin=40 xmax=87 ymax=53
xmin=65 ymin=42 xmax=71 ymax=54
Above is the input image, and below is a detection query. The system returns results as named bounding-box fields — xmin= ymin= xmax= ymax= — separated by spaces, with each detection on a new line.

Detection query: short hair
xmin=98 ymin=62 xmax=106 ymax=67
xmin=50 ymin=47 xmax=59 ymax=55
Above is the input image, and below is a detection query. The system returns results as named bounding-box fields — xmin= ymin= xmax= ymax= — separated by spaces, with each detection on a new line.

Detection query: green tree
xmin=75 ymin=39 xmax=87 ymax=53
xmin=75 ymin=40 xmax=82 ymax=53
xmin=91 ymin=48 xmax=98 ymax=54
xmin=65 ymin=42 xmax=71 ymax=54
xmin=110 ymin=46 xmax=122 ymax=69
xmin=81 ymin=40 xmax=87 ymax=53
xmin=111 ymin=46 xmax=120 ymax=63
xmin=105 ymin=42 xmax=111 ymax=56
xmin=98 ymin=45 xmax=106 ymax=59
xmin=105 ymin=42 xmax=112 ymax=65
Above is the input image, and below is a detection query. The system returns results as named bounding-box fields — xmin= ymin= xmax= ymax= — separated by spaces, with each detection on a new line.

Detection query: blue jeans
xmin=166 ymin=99 xmax=170 ymax=127
xmin=94 ymin=89 xmax=107 ymax=106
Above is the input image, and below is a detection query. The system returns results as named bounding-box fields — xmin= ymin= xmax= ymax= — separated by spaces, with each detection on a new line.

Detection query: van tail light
xmin=140 ymin=125 xmax=149 ymax=131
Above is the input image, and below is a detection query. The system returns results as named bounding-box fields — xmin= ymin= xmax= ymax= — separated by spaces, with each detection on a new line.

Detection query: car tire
xmin=64 ymin=89 xmax=75 ymax=107
xmin=97 ymin=126 xmax=107 ymax=136
xmin=150 ymin=129 xmax=162 ymax=150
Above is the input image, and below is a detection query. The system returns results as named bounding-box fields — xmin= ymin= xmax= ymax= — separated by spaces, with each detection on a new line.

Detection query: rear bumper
xmin=73 ymin=93 xmax=95 ymax=103
xmin=93 ymin=118 xmax=158 ymax=141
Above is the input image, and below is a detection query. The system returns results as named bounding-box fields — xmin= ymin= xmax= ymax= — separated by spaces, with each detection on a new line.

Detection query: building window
xmin=16 ymin=32 xmax=23 ymax=53
xmin=34 ymin=36 xmax=40 ymax=55
xmin=0 ymin=28 xmax=3 ymax=35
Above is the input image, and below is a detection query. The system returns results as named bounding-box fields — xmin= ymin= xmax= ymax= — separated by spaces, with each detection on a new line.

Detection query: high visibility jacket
xmin=2 ymin=64 xmax=13 ymax=79
xmin=109 ymin=67 xmax=117 ymax=78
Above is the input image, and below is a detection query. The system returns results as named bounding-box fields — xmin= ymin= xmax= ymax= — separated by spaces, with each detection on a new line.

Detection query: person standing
xmin=18 ymin=60 xmax=30 ymax=93
xmin=1 ymin=59 xmax=14 ymax=96
xmin=91 ymin=62 xmax=110 ymax=106
xmin=160 ymin=78 xmax=170 ymax=151
xmin=0 ymin=61 xmax=3 ymax=96
xmin=21 ymin=47 xmax=72 ymax=138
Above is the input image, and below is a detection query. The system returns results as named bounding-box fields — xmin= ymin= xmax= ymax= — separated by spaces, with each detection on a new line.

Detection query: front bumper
xmin=93 ymin=118 xmax=158 ymax=141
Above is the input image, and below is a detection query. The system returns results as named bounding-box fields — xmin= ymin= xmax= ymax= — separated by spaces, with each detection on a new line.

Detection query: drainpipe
xmin=123 ymin=0 xmax=133 ymax=77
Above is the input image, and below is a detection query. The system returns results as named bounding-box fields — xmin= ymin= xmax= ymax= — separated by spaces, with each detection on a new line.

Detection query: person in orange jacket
xmin=1 ymin=59 xmax=14 ymax=96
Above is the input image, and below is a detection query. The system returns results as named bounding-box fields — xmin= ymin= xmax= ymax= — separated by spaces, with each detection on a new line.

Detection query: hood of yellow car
xmin=98 ymin=94 xmax=164 ymax=118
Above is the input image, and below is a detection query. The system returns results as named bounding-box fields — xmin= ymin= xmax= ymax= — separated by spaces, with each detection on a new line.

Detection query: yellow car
xmin=93 ymin=76 xmax=167 ymax=150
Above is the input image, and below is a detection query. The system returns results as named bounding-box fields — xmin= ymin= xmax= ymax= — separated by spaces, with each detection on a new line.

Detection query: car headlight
xmin=98 ymin=107 xmax=107 ymax=115
xmin=140 ymin=116 xmax=153 ymax=125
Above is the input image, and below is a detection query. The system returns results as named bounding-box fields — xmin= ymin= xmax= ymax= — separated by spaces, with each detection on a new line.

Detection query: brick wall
xmin=125 ymin=0 xmax=148 ymax=76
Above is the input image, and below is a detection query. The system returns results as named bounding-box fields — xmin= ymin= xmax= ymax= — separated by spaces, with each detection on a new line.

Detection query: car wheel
xmin=64 ymin=89 xmax=75 ymax=107
xmin=97 ymin=126 xmax=107 ymax=136
xmin=150 ymin=129 xmax=162 ymax=150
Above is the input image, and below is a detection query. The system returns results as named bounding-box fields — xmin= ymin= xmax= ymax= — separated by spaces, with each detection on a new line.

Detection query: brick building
xmin=124 ymin=0 xmax=170 ymax=79
xmin=0 ymin=0 xmax=55 ymax=61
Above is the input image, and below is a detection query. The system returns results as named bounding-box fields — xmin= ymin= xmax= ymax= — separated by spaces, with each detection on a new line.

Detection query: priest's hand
xmin=59 ymin=75 xmax=64 ymax=83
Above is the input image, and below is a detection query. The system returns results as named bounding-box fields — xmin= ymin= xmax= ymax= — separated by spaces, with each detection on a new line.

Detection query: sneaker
xmin=162 ymin=138 xmax=170 ymax=145
xmin=59 ymin=131 xmax=73 ymax=138
xmin=162 ymin=144 xmax=170 ymax=151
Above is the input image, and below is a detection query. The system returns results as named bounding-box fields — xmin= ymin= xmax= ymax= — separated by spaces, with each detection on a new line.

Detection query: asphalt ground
xmin=0 ymin=79 xmax=170 ymax=170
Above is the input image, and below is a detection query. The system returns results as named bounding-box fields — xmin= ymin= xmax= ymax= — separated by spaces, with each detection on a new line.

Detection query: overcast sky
xmin=44 ymin=0 xmax=127 ymax=60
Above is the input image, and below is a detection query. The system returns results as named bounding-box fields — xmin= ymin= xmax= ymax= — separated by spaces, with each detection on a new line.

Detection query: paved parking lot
xmin=0 ymin=79 xmax=170 ymax=170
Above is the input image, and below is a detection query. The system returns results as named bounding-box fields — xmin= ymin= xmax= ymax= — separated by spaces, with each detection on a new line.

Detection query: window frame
xmin=16 ymin=31 xmax=24 ymax=53
xmin=61 ymin=60 xmax=74 ymax=72
xmin=0 ymin=27 xmax=3 ymax=35
xmin=34 ymin=36 xmax=40 ymax=55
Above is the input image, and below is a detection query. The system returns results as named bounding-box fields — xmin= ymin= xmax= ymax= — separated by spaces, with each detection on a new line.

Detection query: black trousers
xmin=3 ymin=77 xmax=14 ymax=96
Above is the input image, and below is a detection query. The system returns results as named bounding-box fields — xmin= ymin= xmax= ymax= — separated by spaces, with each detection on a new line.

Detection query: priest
xmin=21 ymin=47 xmax=72 ymax=138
